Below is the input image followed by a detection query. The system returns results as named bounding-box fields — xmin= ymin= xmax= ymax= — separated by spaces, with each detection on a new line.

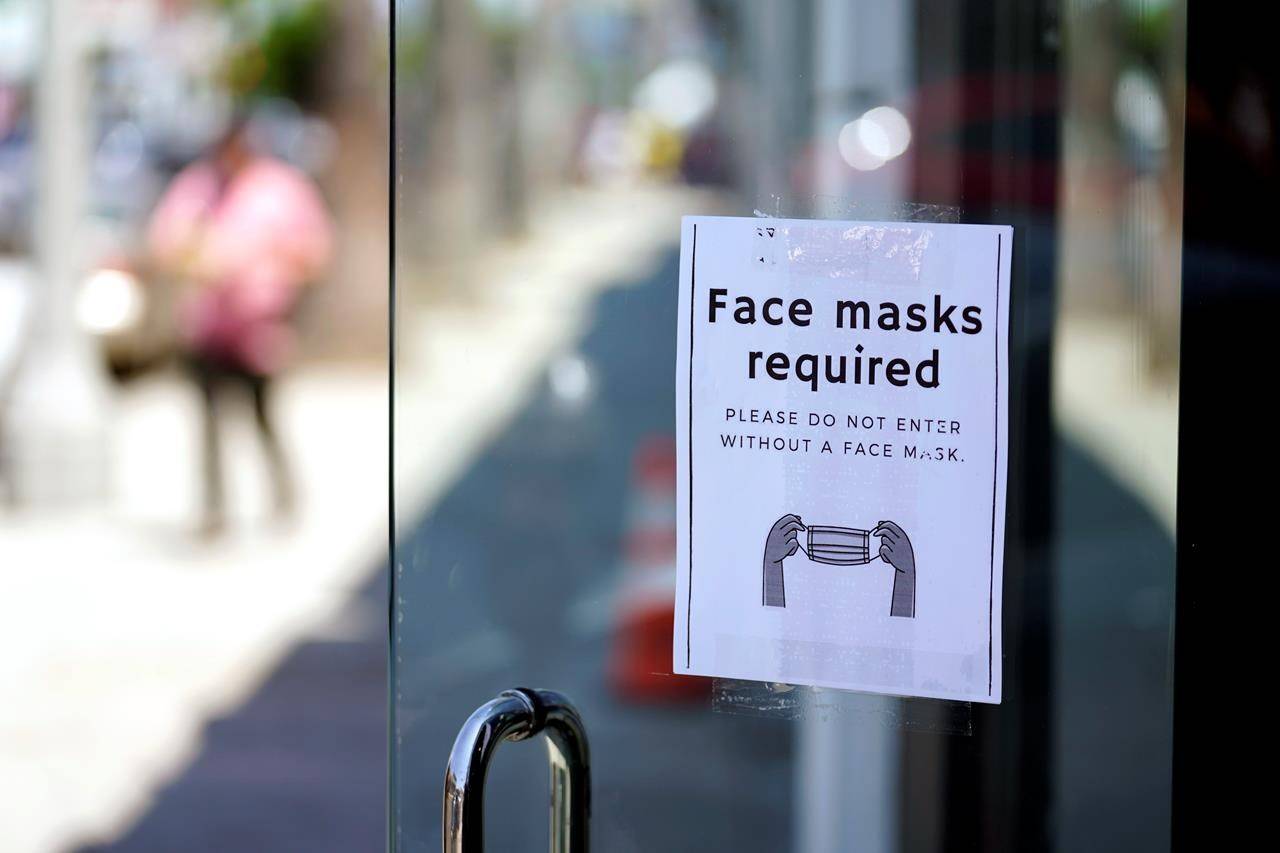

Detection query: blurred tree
xmin=215 ymin=0 xmax=334 ymax=107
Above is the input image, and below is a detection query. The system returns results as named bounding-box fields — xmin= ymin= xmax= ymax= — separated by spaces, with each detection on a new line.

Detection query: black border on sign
xmin=685 ymin=222 xmax=697 ymax=669
xmin=988 ymin=231 xmax=1001 ymax=697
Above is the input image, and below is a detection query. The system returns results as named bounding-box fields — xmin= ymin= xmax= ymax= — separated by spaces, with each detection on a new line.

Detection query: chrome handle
xmin=443 ymin=687 xmax=590 ymax=853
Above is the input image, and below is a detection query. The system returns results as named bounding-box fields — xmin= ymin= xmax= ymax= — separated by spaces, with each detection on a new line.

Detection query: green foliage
xmin=1118 ymin=0 xmax=1176 ymax=63
xmin=217 ymin=0 xmax=334 ymax=106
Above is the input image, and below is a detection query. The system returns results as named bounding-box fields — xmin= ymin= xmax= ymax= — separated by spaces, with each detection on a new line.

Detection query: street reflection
xmin=0 ymin=0 xmax=1188 ymax=850
xmin=393 ymin=1 xmax=1184 ymax=852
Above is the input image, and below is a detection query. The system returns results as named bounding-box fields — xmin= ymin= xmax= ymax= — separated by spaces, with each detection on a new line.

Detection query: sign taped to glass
xmin=674 ymin=215 xmax=1011 ymax=703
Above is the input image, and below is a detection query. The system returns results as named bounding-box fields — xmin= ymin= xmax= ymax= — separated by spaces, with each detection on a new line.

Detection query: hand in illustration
xmin=873 ymin=521 xmax=916 ymax=618
xmin=762 ymin=514 xmax=804 ymax=607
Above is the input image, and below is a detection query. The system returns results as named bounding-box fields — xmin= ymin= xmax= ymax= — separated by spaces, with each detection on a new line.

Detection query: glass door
xmin=391 ymin=1 xmax=1185 ymax=850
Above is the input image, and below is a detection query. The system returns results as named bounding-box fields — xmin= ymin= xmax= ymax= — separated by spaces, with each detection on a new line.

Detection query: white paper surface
xmin=674 ymin=215 xmax=1010 ymax=703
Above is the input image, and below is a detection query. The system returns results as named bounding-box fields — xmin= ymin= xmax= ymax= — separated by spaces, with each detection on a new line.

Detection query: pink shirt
xmin=148 ymin=157 xmax=333 ymax=373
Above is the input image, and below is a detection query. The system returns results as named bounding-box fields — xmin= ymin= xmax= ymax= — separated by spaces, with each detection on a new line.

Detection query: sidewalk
xmin=0 ymin=183 xmax=716 ymax=852
xmin=1054 ymin=316 xmax=1179 ymax=534
xmin=1 ymin=366 xmax=388 ymax=853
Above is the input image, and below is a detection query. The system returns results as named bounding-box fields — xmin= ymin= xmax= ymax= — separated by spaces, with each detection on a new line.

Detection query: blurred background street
xmin=3 ymin=0 xmax=1186 ymax=851
xmin=2 ymin=1 xmax=390 ymax=849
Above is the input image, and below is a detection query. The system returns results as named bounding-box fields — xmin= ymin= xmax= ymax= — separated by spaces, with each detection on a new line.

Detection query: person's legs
xmin=0 ymin=399 xmax=11 ymax=507
xmin=191 ymin=357 xmax=226 ymax=535
xmin=248 ymin=371 xmax=295 ymax=520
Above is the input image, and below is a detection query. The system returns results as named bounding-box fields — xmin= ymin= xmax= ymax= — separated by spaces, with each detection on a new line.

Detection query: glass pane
xmin=392 ymin=1 xmax=1182 ymax=850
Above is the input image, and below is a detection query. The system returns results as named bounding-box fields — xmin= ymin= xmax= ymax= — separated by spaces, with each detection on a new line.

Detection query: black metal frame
xmin=1173 ymin=0 xmax=1279 ymax=848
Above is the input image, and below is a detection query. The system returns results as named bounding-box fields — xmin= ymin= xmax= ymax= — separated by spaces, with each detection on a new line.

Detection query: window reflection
xmin=392 ymin=2 xmax=1184 ymax=851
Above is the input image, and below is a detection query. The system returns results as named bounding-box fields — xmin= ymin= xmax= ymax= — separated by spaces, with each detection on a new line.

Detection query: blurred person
xmin=148 ymin=117 xmax=333 ymax=535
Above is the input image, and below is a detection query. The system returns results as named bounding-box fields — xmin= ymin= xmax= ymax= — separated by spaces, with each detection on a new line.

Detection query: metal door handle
xmin=443 ymin=687 xmax=590 ymax=853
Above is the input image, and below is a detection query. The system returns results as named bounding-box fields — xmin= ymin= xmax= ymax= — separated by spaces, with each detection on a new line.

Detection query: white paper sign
xmin=674 ymin=215 xmax=1010 ymax=703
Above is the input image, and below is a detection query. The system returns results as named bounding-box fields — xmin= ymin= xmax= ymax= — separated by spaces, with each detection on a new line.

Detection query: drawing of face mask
xmin=804 ymin=525 xmax=872 ymax=565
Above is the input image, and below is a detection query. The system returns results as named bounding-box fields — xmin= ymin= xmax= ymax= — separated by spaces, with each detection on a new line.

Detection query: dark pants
xmin=189 ymin=356 xmax=294 ymax=529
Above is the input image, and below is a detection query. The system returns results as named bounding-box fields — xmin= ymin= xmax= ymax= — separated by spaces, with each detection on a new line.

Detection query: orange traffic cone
xmin=607 ymin=435 xmax=707 ymax=702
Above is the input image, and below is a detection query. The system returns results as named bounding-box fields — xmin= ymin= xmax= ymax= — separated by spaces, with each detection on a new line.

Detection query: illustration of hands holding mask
xmin=762 ymin=514 xmax=916 ymax=617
